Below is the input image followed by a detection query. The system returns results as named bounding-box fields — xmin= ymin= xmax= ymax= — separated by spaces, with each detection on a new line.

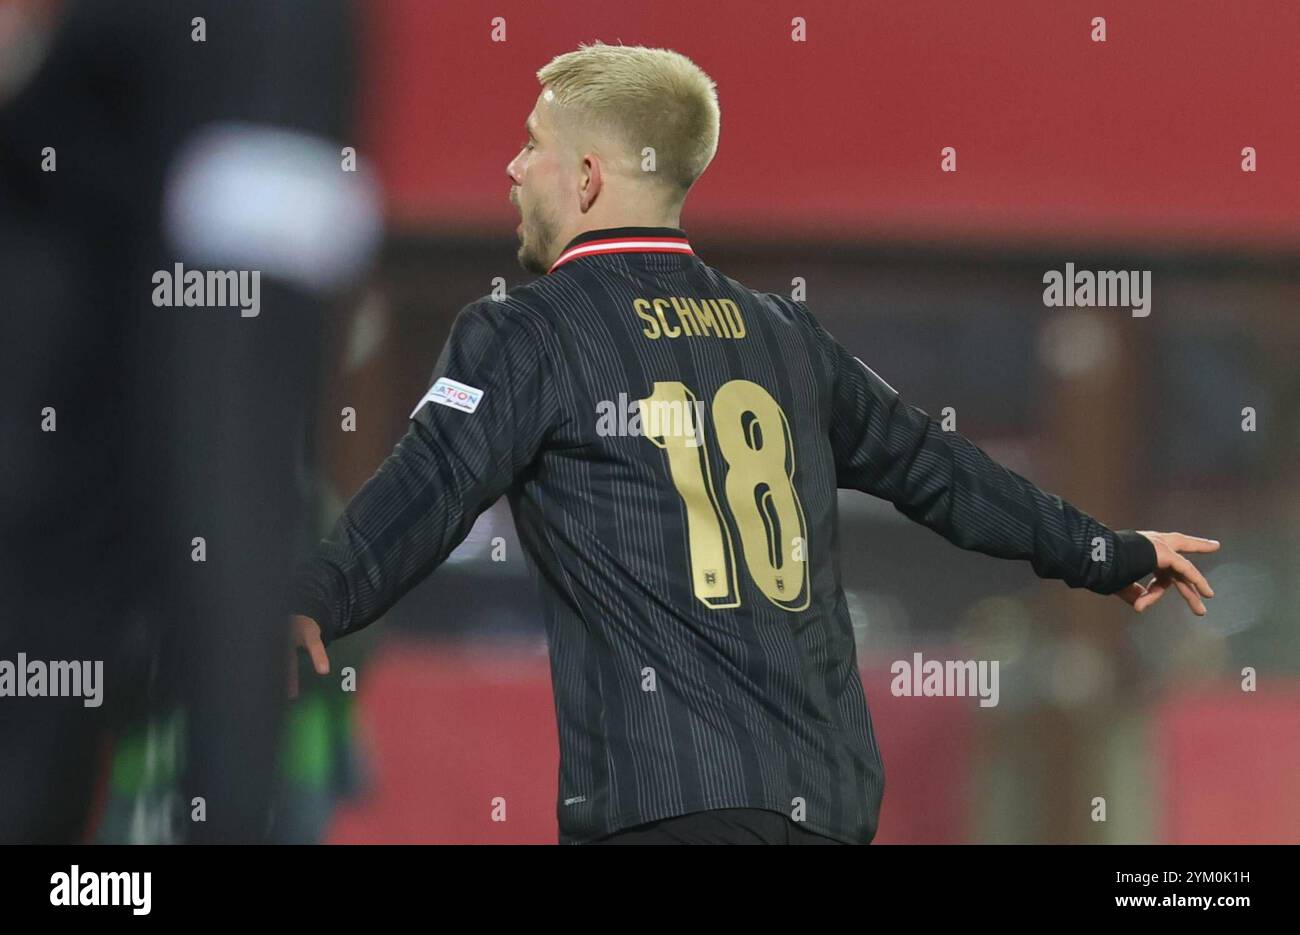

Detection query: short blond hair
xmin=537 ymin=42 xmax=720 ymax=195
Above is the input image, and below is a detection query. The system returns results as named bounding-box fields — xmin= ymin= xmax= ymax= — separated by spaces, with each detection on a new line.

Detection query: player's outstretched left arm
xmin=810 ymin=316 xmax=1218 ymax=613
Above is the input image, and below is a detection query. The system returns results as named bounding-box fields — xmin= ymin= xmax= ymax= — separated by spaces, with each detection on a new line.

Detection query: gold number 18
xmin=640 ymin=379 xmax=810 ymax=611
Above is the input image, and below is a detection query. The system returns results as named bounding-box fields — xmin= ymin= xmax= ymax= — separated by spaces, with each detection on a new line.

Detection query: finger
xmin=1173 ymin=577 xmax=1207 ymax=616
xmin=1134 ymin=579 xmax=1169 ymax=613
xmin=1172 ymin=555 xmax=1215 ymax=598
xmin=1167 ymin=533 xmax=1221 ymax=554
xmin=1117 ymin=582 xmax=1147 ymax=607
xmin=305 ymin=635 xmax=331 ymax=676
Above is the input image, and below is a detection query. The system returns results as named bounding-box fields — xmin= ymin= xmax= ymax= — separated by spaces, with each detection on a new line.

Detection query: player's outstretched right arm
xmin=287 ymin=299 xmax=560 ymax=692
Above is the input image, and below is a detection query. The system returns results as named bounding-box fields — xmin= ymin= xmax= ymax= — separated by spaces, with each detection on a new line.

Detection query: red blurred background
xmin=317 ymin=0 xmax=1300 ymax=844
xmin=363 ymin=0 xmax=1300 ymax=252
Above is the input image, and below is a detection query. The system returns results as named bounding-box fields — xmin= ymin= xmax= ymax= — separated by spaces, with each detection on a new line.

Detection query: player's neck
xmin=556 ymin=217 xmax=681 ymax=248
xmin=563 ymin=213 xmax=684 ymax=243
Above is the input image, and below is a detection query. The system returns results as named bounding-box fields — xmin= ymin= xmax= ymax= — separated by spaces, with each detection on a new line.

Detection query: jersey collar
xmin=547 ymin=226 xmax=694 ymax=274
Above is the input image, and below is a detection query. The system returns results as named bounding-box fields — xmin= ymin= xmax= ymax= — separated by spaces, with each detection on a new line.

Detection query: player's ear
xmin=578 ymin=153 xmax=603 ymax=212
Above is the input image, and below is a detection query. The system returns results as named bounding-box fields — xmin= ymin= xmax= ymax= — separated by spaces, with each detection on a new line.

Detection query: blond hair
xmin=537 ymin=42 xmax=720 ymax=195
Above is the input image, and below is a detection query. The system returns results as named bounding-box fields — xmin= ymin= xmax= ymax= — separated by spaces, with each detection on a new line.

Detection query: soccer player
xmin=289 ymin=42 xmax=1219 ymax=845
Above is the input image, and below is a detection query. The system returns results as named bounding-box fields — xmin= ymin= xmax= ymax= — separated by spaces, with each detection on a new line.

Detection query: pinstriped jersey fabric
xmin=293 ymin=226 xmax=1157 ymax=844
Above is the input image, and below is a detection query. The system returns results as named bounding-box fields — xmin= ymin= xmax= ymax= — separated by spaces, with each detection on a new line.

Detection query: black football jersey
xmin=293 ymin=226 xmax=1157 ymax=843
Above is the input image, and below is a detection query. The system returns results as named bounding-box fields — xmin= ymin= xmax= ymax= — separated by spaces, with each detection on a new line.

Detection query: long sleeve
xmin=815 ymin=320 xmax=1156 ymax=595
xmin=291 ymin=299 xmax=560 ymax=643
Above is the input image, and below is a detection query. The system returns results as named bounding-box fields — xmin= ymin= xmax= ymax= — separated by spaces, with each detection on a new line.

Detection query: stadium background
xmin=3 ymin=0 xmax=1297 ymax=843
xmin=313 ymin=0 xmax=1300 ymax=843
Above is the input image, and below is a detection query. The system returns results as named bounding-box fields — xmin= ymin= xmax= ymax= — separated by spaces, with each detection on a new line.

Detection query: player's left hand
xmin=1114 ymin=531 xmax=1220 ymax=616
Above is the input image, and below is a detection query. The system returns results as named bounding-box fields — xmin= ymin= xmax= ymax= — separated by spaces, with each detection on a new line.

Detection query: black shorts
xmin=590 ymin=808 xmax=848 ymax=845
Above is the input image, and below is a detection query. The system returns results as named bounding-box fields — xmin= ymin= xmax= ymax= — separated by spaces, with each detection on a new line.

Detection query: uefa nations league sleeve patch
xmin=410 ymin=377 xmax=486 ymax=418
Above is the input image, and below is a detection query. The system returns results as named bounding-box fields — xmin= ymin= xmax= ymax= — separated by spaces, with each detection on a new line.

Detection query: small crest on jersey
xmin=411 ymin=377 xmax=484 ymax=418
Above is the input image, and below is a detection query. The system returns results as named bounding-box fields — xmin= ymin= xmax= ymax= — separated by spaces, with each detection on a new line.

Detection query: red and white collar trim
xmin=548 ymin=235 xmax=694 ymax=274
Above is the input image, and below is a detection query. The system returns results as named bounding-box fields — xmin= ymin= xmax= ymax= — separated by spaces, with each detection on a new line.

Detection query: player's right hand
xmin=288 ymin=614 xmax=331 ymax=698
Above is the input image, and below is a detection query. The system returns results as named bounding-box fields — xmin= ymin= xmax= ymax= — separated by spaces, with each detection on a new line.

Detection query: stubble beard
xmin=516 ymin=204 xmax=559 ymax=275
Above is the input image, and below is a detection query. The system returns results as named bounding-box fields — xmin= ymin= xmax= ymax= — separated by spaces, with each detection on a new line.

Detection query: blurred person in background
xmin=0 ymin=0 xmax=378 ymax=842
